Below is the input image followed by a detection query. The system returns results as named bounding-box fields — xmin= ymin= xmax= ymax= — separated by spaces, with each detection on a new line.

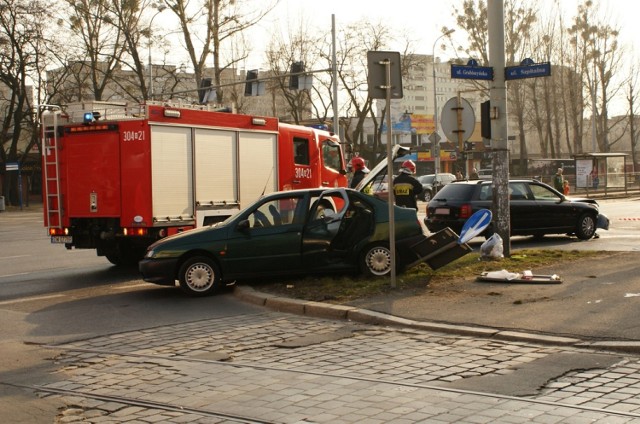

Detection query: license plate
xmin=435 ymin=208 xmax=450 ymax=215
xmin=51 ymin=236 xmax=72 ymax=244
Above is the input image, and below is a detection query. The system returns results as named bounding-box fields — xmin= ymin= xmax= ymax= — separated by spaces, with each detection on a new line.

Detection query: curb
xmin=234 ymin=285 xmax=640 ymax=354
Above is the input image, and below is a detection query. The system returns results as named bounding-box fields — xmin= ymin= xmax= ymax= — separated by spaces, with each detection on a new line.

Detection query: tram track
xmin=31 ymin=344 xmax=640 ymax=421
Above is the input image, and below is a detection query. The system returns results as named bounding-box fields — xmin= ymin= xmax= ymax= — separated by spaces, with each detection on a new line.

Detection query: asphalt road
xmin=1 ymin=197 xmax=639 ymax=423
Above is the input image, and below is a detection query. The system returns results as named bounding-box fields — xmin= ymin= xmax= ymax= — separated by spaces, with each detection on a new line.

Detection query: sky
xmin=250 ymin=0 xmax=639 ymax=67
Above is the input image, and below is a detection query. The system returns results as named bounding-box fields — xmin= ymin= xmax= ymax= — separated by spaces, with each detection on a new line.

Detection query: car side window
xmin=479 ymin=185 xmax=492 ymax=201
xmin=530 ymin=184 xmax=560 ymax=201
xmin=248 ymin=196 xmax=303 ymax=228
xmin=508 ymin=182 xmax=529 ymax=200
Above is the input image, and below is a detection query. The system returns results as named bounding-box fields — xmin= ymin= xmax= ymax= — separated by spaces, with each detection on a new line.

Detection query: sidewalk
xmin=234 ymin=250 xmax=640 ymax=353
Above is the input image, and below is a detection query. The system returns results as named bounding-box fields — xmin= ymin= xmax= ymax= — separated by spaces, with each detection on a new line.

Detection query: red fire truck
xmin=41 ymin=102 xmax=347 ymax=265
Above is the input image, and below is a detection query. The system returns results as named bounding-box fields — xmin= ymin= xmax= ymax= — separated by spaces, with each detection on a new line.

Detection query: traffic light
xmin=244 ymin=70 xmax=258 ymax=96
xmin=289 ymin=61 xmax=305 ymax=90
xmin=198 ymin=78 xmax=212 ymax=104
xmin=481 ymin=100 xmax=491 ymax=139
xmin=464 ymin=141 xmax=474 ymax=151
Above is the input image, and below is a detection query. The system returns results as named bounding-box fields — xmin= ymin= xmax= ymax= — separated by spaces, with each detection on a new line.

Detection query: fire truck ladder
xmin=41 ymin=108 xmax=63 ymax=229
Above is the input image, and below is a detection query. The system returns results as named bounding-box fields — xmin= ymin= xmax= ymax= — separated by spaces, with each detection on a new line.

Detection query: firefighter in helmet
xmin=349 ymin=156 xmax=370 ymax=188
xmin=393 ymin=160 xmax=423 ymax=210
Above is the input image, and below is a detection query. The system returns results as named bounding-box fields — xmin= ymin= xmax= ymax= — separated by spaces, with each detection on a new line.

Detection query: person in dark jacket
xmin=393 ymin=160 xmax=423 ymax=210
xmin=349 ymin=156 xmax=370 ymax=189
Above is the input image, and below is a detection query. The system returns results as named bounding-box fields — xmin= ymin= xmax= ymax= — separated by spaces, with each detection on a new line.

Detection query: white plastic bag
xmin=480 ymin=233 xmax=504 ymax=260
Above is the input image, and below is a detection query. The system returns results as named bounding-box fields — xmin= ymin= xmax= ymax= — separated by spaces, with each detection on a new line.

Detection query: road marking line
xmin=0 ymin=255 xmax=31 ymax=261
xmin=113 ymin=283 xmax=150 ymax=290
xmin=0 ymin=294 xmax=65 ymax=306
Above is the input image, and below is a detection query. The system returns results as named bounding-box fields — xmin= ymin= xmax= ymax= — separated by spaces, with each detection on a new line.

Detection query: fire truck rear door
xmin=65 ymin=129 xmax=121 ymax=217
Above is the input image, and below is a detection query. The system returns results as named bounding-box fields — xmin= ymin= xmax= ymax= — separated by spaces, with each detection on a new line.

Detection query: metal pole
xmin=432 ymin=29 xmax=455 ymax=177
xmin=384 ymin=59 xmax=397 ymax=288
xmin=332 ymin=15 xmax=339 ymax=137
xmin=148 ymin=6 xmax=166 ymax=99
xmin=488 ymin=0 xmax=511 ymax=256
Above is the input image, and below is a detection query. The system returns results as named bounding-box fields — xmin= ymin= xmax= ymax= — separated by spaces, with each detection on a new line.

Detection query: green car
xmin=139 ymin=188 xmax=427 ymax=296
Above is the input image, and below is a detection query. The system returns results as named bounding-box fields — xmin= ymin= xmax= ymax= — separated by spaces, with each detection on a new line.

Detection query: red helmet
xmin=401 ymin=160 xmax=416 ymax=174
xmin=351 ymin=156 xmax=369 ymax=172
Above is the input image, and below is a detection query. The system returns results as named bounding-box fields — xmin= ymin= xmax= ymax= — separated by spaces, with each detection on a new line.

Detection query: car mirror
xmin=236 ymin=219 xmax=250 ymax=232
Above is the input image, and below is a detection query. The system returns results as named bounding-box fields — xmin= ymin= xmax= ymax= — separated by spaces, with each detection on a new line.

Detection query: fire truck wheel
xmin=360 ymin=242 xmax=393 ymax=277
xmin=178 ymin=256 xmax=222 ymax=296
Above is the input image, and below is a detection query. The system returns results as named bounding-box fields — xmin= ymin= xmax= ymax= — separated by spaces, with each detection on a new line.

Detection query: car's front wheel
xmin=423 ymin=190 xmax=433 ymax=202
xmin=360 ymin=243 xmax=393 ymax=277
xmin=178 ymin=256 xmax=223 ymax=296
xmin=575 ymin=213 xmax=597 ymax=240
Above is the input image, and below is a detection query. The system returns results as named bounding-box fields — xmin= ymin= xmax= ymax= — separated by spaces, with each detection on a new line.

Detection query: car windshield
xmin=432 ymin=183 xmax=478 ymax=201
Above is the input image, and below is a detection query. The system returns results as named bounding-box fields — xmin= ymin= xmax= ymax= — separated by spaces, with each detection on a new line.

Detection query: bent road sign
xmin=459 ymin=209 xmax=492 ymax=244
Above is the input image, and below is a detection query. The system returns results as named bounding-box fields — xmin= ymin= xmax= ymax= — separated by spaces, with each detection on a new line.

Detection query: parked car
xmin=140 ymin=188 xmax=427 ymax=296
xmin=424 ymin=179 xmax=608 ymax=240
xmin=477 ymin=168 xmax=492 ymax=180
xmin=368 ymin=174 xmax=395 ymax=202
xmin=416 ymin=173 xmax=457 ymax=201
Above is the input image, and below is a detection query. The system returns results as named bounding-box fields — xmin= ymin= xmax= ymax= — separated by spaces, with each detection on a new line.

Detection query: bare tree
xmin=262 ymin=18 xmax=322 ymax=123
xmin=164 ymin=0 xmax=277 ymax=103
xmin=57 ymin=0 xmax=126 ymax=101
xmin=452 ymin=0 xmax=537 ymax=171
xmin=0 ymin=0 xmax=49 ymax=205
xmin=626 ymin=67 xmax=639 ymax=173
xmin=570 ymin=0 xmax=626 ymax=153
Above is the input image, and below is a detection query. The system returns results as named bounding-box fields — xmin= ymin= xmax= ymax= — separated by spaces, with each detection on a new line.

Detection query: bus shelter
xmin=573 ymin=153 xmax=627 ymax=194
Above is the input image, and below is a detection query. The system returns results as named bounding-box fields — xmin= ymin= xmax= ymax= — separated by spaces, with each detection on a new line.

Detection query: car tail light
xmin=459 ymin=203 xmax=473 ymax=219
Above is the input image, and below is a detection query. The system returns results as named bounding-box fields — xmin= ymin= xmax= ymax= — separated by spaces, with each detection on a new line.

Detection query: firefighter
xmin=349 ymin=156 xmax=370 ymax=188
xmin=393 ymin=160 xmax=423 ymax=210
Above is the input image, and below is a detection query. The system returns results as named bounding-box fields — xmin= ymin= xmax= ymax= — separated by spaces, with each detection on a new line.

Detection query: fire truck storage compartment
xmin=237 ymin=131 xmax=277 ymax=202
xmin=151 ymin=125 xmax=194 ymax=222
xmin=150 ymin=125 xmax=278 ymax=226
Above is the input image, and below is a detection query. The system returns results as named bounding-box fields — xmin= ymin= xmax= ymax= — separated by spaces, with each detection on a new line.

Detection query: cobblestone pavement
xmin=32 ymin=311 xmax=640 ymax=423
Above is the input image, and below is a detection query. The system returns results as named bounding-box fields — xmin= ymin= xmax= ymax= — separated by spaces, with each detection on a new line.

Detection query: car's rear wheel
xmin=178 ymin=256 xmax=222 ymax=296
xmin=575 ymin=213 xmax=597 ymax=240
xmin=360 ymin=243 xmax=393 ymax=277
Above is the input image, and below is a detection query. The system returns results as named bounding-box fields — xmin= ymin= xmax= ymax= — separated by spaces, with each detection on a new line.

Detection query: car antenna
xmin=260 ymin=168 xmax=274 ymax=196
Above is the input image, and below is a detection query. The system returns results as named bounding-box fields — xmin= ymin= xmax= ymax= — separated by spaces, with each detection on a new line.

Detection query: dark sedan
xmin=424 ymin=179 xmax=608 ymax=240
xmin=140 ymin=188 xmax=426 ymax=296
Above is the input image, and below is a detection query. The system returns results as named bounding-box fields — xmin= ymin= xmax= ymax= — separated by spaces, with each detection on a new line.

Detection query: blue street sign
xmin=505 ymin=62 xmax=551 ymax=80
xmin=458 ymin=209 xmax=492 ymax=244
xmin=5 ymin=162 xmax=19 ymax=171
xmin=450 ymin=64 xmax=494 ymax=81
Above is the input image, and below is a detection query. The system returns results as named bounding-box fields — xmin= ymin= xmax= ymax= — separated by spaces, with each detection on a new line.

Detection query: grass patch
xmin=245 ymin=249 xmax=607 ymax=303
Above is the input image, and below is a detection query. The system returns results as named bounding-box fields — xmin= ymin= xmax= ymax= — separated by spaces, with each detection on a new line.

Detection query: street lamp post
xmin=432 ymin=29 xmax=455 ymax=176
xmin=148 ymin=5 xmax=167 ymax=100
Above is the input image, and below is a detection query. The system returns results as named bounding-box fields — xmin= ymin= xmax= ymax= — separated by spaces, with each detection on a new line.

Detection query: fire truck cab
xmin=41 ymin=102 xmax=347 ymax=265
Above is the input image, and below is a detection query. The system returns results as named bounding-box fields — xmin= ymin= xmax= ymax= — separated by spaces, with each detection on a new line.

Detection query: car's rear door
xmin=528 ymin=182 xmax=575 ymax=230
xmin=508 ymin=182 xmax=537 ymax=232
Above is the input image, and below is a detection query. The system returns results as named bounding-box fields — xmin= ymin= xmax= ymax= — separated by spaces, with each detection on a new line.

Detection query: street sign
xmin=440 ymin=97 xmax=475 ymax=144
xmin=428 ymin=132 xmax=441 ymax=144
xmin=459 ymin=209 xmax=492 ymax=244
xmin=451 ymin=64 xmax=494 ymax=81
xmin=367 ymin=51 xmax=403 ymax=99
xmin=505 ymin=62 xmax=551 ymax=80
xmin=5 ymin=162 xmax=19 ymax=171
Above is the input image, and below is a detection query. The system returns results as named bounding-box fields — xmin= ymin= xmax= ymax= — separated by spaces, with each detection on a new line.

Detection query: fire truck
xmin=41 ymin=101 xmax=347 ymax=265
